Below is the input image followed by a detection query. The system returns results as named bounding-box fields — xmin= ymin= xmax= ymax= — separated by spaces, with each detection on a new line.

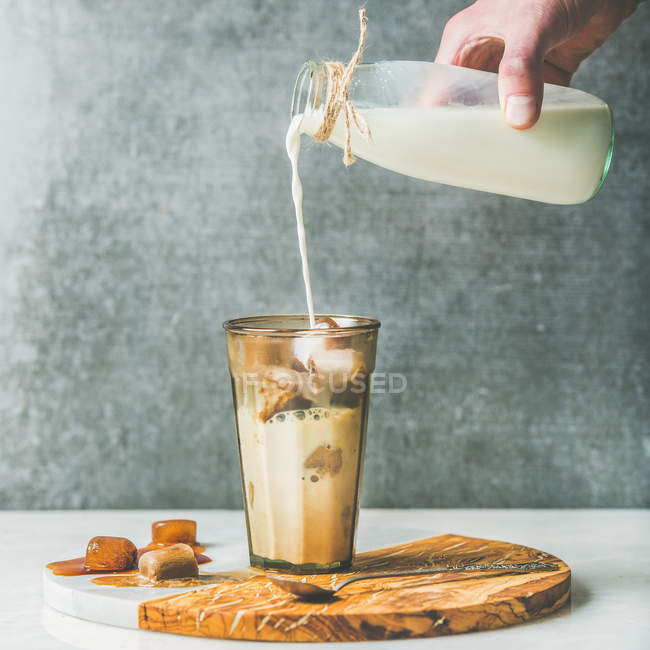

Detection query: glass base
xmin=250 ymin=553 xmax=351 ymax=575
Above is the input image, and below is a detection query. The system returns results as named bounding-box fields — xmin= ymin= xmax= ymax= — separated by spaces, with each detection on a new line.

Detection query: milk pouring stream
xmin=286 ymin=116 xmax=315 ymax=328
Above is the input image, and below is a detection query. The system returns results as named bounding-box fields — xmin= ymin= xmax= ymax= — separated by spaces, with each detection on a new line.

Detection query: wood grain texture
xmin=139 ymin=534 xmax=570 ymax=641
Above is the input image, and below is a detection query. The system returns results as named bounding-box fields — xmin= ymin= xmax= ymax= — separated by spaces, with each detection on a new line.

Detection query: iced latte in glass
xmin=224 ymin=314 xmax=379 ymax=573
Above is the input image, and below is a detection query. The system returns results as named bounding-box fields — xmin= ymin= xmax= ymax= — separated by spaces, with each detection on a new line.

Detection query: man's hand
xmin=435 ymin=0 xmax=639 ymax=129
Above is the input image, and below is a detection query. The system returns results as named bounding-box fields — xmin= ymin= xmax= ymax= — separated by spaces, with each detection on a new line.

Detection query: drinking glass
xmin=224 ymin=314 xmax=379 ymax=573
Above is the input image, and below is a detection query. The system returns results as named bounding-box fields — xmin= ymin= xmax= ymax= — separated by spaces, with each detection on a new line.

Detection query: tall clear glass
xmin=224 ymin=314 xmax=379 ymax=574
xmin=292 ymin=60 xmax=614 ymax=205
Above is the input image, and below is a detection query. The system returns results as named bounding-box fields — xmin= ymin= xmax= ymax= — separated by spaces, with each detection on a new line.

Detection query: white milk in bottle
xmin=293 ymin=60 xmax=614 ymax=205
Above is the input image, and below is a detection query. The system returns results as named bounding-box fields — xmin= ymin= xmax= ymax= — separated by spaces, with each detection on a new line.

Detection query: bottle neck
xmin=291 ymin=61 xmax=327 ymax=119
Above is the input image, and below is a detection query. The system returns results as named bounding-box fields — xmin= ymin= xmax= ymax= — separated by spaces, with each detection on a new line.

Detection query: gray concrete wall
xmin=0 ymin=0 xmax=648 ymax=509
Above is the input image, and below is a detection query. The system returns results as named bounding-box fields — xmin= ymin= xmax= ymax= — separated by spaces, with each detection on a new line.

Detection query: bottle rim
xmin=291 ymin=60 xmax=323 ymax=119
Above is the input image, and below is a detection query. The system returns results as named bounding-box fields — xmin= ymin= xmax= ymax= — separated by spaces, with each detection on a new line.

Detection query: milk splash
xmin=286 ymin=115 xmax=315 ymax=329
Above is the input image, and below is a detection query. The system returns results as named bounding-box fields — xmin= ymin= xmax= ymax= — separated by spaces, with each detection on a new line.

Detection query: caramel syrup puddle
xmin=92 ymin=568 xmax=258 ymax=588
xmin=46 ymin=545 xmax=210 ymax=577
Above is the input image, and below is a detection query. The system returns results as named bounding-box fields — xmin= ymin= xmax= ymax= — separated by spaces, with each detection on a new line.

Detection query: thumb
xmin=498 ymin=37 xmax=545 ymax=129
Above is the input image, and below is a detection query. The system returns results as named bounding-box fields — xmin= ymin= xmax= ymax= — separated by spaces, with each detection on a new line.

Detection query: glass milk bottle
xmin=291 ymin=60 xmax=614 ymax=205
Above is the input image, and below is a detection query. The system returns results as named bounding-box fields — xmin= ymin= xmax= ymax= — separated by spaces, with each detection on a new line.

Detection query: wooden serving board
xmin=139 ymin=534 xmax=570 ymax=642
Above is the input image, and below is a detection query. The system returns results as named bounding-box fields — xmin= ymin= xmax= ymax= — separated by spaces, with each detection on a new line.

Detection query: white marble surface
xmin=1 ymin=509 xmax=648 ymax=649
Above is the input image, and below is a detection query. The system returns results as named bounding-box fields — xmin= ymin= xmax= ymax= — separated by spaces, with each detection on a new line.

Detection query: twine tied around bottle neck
xmin=312 ymin=8 xmax=371 ymax=167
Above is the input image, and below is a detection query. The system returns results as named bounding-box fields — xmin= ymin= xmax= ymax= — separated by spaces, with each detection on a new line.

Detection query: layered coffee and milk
xmin=232 ymin=330 xmax=371 ymax=570
xmin=238 ymin=405 xmax=363 ymax=567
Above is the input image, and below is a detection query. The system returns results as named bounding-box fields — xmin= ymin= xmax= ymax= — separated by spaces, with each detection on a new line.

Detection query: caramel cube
xmin=84 ymin=536 xmax=137 ymax=571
